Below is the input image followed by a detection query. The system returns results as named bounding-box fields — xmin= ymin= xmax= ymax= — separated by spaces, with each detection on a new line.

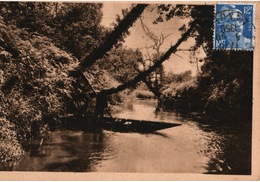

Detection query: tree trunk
xmin=143 ymin=78 xmax=161 ymax=98
xmin=77 ymin=4 xmax=148 ymax=71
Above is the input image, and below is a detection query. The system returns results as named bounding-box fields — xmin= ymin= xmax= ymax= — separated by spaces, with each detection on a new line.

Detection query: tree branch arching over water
xmin=104 ymin=20 xmax=198 ymax=95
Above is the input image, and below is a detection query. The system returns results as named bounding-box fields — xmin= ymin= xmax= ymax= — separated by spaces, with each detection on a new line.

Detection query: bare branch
xmin=140 ymin=16 xmax=173 ymax=55
xmin=174 ymin=53 xmax=183 ymax=59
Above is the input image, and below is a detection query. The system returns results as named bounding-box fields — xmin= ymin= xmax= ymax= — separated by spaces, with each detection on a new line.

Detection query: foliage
xmin=103 ymin=19 xmax=197 ymax=95
xmin=50 ymin=3 xmax=105 ymax=59
xmin=0 ymin=15 xmax=79 ymax=164
xmin=163 ymin=70 xmax=192 ymax=85
xmin=0 ymin=2 xmax=105 ymax=59
xmin=199 ymin=51 xmax=253 ymax=119
xmin=158 ymin=72 xmax=199 ymax=111
xmin=98 ymin=46 xmax=143 ymax=84
xmin=135 ymin=89 xmax=155 ymax=99
xmin=0 ymin=118 xmax=24 ymax=168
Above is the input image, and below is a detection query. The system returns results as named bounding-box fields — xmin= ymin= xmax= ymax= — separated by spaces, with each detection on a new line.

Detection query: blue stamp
xmin=214 ymin=4 xmax=254 ymax=50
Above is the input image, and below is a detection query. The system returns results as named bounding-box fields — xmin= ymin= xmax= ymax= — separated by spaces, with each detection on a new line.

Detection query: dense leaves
xmin=0 ymin=2 xmax=105 ymax=59
xmin=0 ymin=15 xmax=79 ymax=155
xmin=0 ymin=2 xmax=108 ymax=165
xmin=199 ymin=51 xmax=253 ymax=118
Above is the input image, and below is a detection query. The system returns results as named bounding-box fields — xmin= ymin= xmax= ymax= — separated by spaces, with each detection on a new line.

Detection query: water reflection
xmin=12 ymin=99 xmax=251 ymax=174
xmin=13 ymin=130 xmax=113 ymax=172
xmin=113 ymin=99 xmax=251 ymax=174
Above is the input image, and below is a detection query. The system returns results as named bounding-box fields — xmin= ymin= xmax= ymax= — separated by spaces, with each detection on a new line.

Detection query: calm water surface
xmin=12 ymin=99 xmax=251 ymax=174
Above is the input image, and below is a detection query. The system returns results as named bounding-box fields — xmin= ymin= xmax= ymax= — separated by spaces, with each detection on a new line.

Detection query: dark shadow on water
xmin=144 ymin=131 xmax=170 ymax=138
xmin=43 ymin=159 xmax=91 ymax=172
xmin=28 ymin=149 xmax=47 ymax=157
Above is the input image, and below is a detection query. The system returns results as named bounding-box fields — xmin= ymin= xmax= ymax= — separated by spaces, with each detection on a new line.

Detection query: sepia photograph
xmin=0 ymin=1 xmax=259 ymax=180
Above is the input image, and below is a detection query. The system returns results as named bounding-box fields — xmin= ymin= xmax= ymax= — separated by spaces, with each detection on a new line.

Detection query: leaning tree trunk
xmin=143 ymin=78 xmax=161 ymax=98
xmin=77 ymin=4 xmax=148 ymax=72
xmin=68 ymin=4 xmax=148 ymax=113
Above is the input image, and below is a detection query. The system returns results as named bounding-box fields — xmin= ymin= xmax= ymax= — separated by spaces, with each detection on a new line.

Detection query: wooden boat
xmin=101 ymin=117 xmax=181 ymax=133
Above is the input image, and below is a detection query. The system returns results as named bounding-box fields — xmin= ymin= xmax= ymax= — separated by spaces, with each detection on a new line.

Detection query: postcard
xmin=0 ymin=1 xmax=259 ymax=180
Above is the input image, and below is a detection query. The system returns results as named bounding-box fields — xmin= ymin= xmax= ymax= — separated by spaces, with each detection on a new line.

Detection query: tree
xmin=1 ymin=10 xmax=86 ymax=166
xmin=103 ymin=20 xmax=198 ymax=94
xmin=139 ymin=16 xmax=172 ymax=97
xmin=154 ymin=5 xmax=214 ymax=54
xmin=67 ymin=4 xmax=149 ymax=108
xmin=76 ymin=4 xmax=148 ymax=71
xmin=155 ymin=5 xmax=253 ymax=120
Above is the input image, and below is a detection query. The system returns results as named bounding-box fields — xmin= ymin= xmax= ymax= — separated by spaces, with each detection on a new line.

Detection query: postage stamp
xmin=214 ymin=4 xmax=254 ymax=50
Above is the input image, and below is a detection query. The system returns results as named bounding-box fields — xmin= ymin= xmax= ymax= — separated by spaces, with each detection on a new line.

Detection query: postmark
xmin=214 ymin=4 xmax=254 ymax=50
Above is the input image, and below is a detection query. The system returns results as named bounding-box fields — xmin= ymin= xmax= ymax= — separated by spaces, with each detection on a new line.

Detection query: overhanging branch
xmin=104 ymin=20 xmax=198 ymax=95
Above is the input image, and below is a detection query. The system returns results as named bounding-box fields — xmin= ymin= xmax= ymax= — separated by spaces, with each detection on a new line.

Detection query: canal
xmin=11 ymin=99 xmax=251 ymax=174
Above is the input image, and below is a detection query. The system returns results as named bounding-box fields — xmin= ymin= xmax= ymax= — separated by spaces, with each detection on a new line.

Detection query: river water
xmin=12 ymin=99 xmax=251 ymax=174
